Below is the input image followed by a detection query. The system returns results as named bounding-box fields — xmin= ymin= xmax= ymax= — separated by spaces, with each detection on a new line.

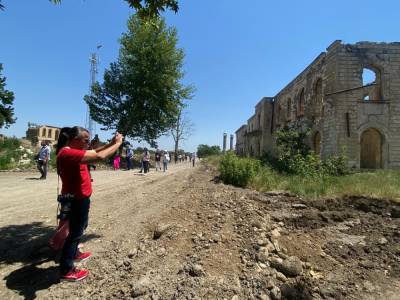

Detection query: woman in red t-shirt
xmin=56 ymin=126 xmax=123 ymax=281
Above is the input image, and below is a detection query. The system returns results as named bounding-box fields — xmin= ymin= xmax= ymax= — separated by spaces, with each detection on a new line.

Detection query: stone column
xmin=223 ymin=133 xmax=227 ymax=153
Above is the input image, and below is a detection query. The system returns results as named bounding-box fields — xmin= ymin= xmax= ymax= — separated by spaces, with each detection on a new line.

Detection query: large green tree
xmin=85 ymin=15 xmax=193 ymax=145
xmin=197 ymin=144 xmax=221 ymax=158
xmin=0 ymin=64 xmax=16 ymax=129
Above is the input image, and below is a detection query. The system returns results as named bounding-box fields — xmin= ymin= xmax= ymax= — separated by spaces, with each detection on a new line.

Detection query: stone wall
xmin=236 ymin=40 xmax=400 ymax=169
xmin=26 ymin=125 xmax=61 ymax=146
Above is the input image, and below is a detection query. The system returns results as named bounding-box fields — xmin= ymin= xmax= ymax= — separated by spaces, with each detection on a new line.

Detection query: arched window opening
xmin=362 ymin=68 xmax=376 ymax=85
xmin=314 ymin=78 xmax=323 ymax=117
xmin=55 ymin=130 xmax=59 ymax=140
xmin=297 ymin=89 xmax=305 ymax=117
xmin=277 ymin=104 xmax=282 ymax=124
xmin=362 ymin=67 xmax=382 ymax=101
xmin=48 ymin=129 xmax=52 ymax=138
xmin=42 ymin=128 xmax=46 ymax=137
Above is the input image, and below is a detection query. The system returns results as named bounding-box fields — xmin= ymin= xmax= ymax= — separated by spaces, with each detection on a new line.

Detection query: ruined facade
xmin=236 ymin=41 xmax=400 ymax=169
xmin=26 ymin=124 xmax=61 ymax=146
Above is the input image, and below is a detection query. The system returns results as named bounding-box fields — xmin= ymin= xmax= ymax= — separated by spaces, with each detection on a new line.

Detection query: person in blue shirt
xmin=126 ymin=146 xmax=133 ymax=170
xmin=37 ymin=141 xmax=50 ymax=179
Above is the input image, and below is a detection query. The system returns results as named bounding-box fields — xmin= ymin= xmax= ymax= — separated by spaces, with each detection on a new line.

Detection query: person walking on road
xmin=142 ymin=148 xmax=150 ymax=174
xmin=162 ymin=150 xmax=170 ymax=172
xmin=37 ymin=141 xmax=50 ymax=179
xmin=126 ymin=146 xmax=133 ymax=170
xmin=113 ymin=152 xmax=121 ymax=170
xmin=192 ymin=151 xmax=196 ymax=167
xmin=56 ymin=126 xmax=123 ymax=282
xmin=155 ymin=148 xmax=161 ymax=171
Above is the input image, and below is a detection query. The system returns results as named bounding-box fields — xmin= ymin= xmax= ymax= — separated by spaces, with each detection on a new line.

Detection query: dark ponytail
xmin=56 ymin=126 xmax=89 ymax=154
xmin=56 ymin=127 xmax=71 ymax=155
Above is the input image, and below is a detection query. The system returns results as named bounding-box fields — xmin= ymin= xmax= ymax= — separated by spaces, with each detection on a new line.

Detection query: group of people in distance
xmin=112 ymin=147 xmax=170 ymax=173
xmin=37 ymin=136 xmax=197 ymax=179
xmin=112 ymin=146 xmax=196 ymax=173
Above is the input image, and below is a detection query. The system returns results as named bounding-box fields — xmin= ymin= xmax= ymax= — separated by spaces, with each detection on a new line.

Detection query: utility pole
xmin=86 ymin=45 xmax=102 ymax=136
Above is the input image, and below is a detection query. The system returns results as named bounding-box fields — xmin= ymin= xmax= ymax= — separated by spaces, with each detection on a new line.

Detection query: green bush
xmin=322 ymin=153 xmax=349 ymax=176
xmin=0 ymin=137 xmax=21 ymax=149
xmin=287 ymin=153 xmax=324 ymax=177
xmin=219 ymin=152 xmax=261 ymax=187
xmin=0 ymin=137 xmax=22 ymax=169
xmin=273 ymin=128 xmax=349 ymax=177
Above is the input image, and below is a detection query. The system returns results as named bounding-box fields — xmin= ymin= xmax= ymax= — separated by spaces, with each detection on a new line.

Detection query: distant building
xmin=26 ymin=123 xmax=61 ymax=146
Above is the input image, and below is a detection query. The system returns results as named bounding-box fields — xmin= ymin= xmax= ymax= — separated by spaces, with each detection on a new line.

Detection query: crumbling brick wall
xmin=236 ymin=40 xmax=400 ymax=169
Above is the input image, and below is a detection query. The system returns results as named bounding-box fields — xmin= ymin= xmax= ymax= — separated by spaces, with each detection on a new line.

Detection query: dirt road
xmin=0 ymin=162 xmax=400 ymax=299
xmin=0 ymin=162 xmax=194 ymax=299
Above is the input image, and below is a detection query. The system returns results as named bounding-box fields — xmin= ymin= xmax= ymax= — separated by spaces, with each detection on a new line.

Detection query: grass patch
xmin=203 ymin=155 xmax=222 ymax=167
xmin=212 ymin=154 xmax=400 ymax=201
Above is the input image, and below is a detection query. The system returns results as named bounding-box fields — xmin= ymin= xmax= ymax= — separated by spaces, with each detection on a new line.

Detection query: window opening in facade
xmin=362 ymin=67 xmax=381 ymax=101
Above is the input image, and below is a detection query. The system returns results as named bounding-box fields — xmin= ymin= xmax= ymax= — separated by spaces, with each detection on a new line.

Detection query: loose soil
xmin=0 ymin=162 xmax=399 ymax=299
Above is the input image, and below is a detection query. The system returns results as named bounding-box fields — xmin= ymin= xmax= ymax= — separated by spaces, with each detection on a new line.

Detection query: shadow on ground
xmin=0 ymin=222 xmax=100 ymax=299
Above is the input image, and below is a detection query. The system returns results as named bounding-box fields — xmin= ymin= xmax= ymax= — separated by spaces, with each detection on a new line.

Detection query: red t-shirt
xmin=57 ymin=147 xmax=92 ymax=199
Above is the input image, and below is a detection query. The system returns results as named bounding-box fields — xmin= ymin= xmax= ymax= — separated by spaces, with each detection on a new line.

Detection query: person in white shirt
xmin=162 ymin=151 xmax=170 ymax=172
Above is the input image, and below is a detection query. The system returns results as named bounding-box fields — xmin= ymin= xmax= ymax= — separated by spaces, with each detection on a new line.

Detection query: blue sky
xmin=1 ymin=0 xmax=399 ymax=151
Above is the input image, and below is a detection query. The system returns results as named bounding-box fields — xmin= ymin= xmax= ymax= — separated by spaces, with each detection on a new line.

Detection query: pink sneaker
xmin=74 ymin=251 xmax=92 ymax=262
xmin=61 ymin=268 xmax=89 ymax=281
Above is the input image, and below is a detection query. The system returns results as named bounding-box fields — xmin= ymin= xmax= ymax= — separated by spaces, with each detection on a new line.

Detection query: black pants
xmin=126 ymin=157 xmax=132 ymax=170
xmin=37 ymin=160 xmax=48 ymax=178
xmin=60 ymin=198 xmax=90 ymax=274
xmin=143 ymin=161 xmax=149 ymax=173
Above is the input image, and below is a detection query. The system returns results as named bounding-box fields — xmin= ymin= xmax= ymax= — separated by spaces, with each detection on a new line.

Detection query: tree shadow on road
xmin=0 ymin=222 xmax=100 ymax=299
xmin=0 ymin=222 xmax=56 ymax=265
xmin=4 ymin=263 xmax=59 ymax=300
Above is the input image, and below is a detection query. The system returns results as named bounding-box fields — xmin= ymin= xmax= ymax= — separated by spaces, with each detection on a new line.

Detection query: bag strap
xmin=57 ymin=174 xmax=60 ymax=195
xmin=56 ymin=161 xmax=60 ymax=225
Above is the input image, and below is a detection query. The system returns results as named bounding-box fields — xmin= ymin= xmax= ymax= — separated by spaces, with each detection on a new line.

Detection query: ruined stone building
xmin=236 ymin=40 xmax=400 ymax=169
xmin=26 ymin=123 xmax=61 ymax=146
